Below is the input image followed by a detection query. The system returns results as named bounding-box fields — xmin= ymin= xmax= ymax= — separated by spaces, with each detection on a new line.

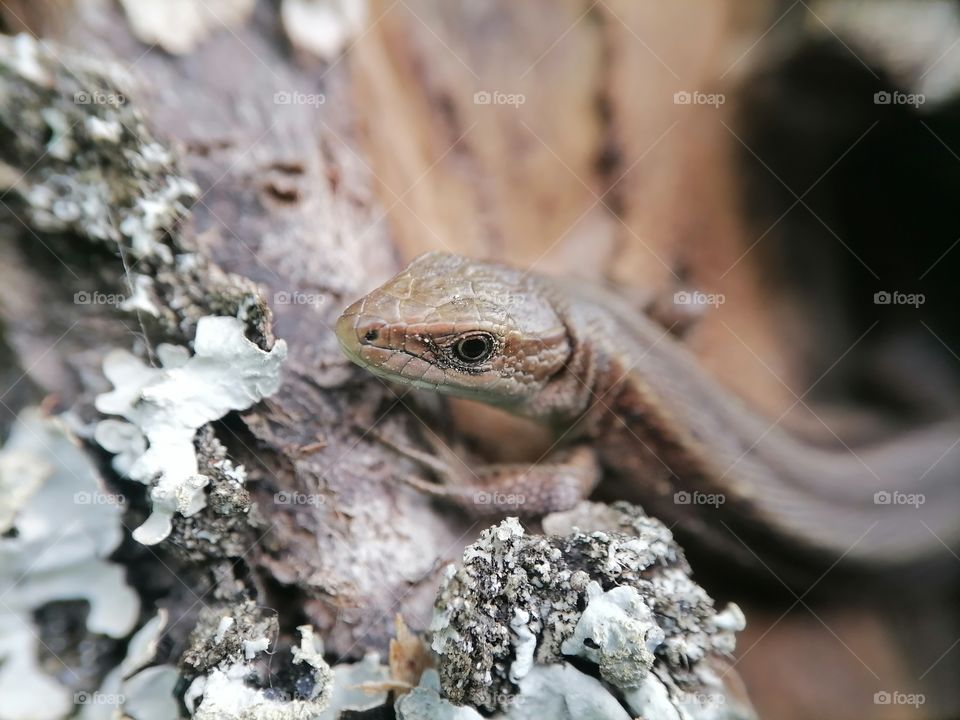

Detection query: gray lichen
xmin=0 ymin=34 xmax=197 ymax=261
xmin=185 ymin=623 xmax=333 ymax=720
xmin=0 ymin=33 xmax=275 ymax=345
xmin=182 ymin=602 xmax=393 ymax=719
xmin=182 ymin=601 xmax=279 ymax=676
xmin=0 ymin=26 xmax=395 ymax=720
xmin=0 ymin=32 xmax=291 ymax=556
xmin=281 ymin=0 xmax=368 ymax=60
xmin=560 ymin=581 xmax=663 ymax=689
xmin=0 ymin=409 xmax=139 ymax=720
xmin=163 ymin=426 xmax=262 ymax=561
xmin=430 ymin=503 xmax=750 ymax=717
xmin=118 ymin=0 xmax=257 ymax=55
xmin=510 ymin=663 xmax=634 ymax=720
xmin=79 ymin=611 xmax=180 ymax=720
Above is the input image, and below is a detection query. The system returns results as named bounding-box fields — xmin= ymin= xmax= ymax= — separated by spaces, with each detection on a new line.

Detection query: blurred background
xmin=2 ymin=1 xmax=960 ymax=718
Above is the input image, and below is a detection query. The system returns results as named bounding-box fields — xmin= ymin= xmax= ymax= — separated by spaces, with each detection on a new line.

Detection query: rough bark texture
xmin=1 ymin=1 xmax=959 ymax=719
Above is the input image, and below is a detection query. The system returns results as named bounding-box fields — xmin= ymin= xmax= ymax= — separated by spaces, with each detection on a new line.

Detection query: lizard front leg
xmin=373 ymin=430 xmax=601 ymax=516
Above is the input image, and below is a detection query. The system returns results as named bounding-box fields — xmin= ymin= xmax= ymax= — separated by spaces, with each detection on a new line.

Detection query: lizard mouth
xmin=335 ymin=311 xmax=385 ymax=365
xmin=335 ymin=309 xmax=426 ymax=383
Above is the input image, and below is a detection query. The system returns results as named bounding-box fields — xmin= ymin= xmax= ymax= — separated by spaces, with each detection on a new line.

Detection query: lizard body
xmin=336 ymin=252 xmax=960 ymax=569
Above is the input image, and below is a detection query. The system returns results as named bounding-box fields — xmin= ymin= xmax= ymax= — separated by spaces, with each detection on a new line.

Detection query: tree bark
xmin=0 ymin=1 xmax=957 ymax=719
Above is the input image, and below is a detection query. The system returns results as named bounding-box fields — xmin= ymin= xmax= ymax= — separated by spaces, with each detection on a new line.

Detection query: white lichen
xmin=395 ymin=670 xmax=485 ymax=720
xmin=621 ymin=672 xmax=682 ymax=720
xmin=510 ymin=663 xmax=633 ymax=720
xmin=560 ymin=581 xmax=664 ymax=689
xmin=317 ymin=653 xmax=390 ymax=718
xmin=116 ymin=176 xmax=200 ymax=262
xmin=119 ymin=273 xmax=161 ymax=316
xmin=79 ymin=611 xmax=180 ymax=720
xmin=812 ymin=0 xmax=960 ymax=102
xmin=84 ymin=115 xmax=124 ymax=143
xmin=94 ymin=315 xmax=287 ymax=544
xmin=40 ymin=107 xmax=75 ymax=160
xmin=281 ymin=0 xmax=367 ymax=61
xmin=0 ymin=410 xmax=139 ymax=720
xmin=508 ymin=609 xmax=536 ymax=683
xmin=7 ymin=33 xmax=51 ymax=85
xmin=243 ymin=637 xmax=271 ymax=659
xmin=187 ymin=625 xmax=332 ymax=720
xmin=119 ymin=0 xmax=256 ymax=55
xmin=215 ymin=616 xmax=236 ymax=644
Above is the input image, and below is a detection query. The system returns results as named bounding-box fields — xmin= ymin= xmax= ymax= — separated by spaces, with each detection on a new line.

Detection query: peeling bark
xmin=1 ymin=2 xmax=958 ymax=719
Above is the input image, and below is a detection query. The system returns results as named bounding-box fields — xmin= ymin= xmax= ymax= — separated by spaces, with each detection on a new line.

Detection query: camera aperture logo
xmin=674 ymin=490 xmax=725 ymax=508
xmin=673 ymin=90 xmax=725 ymax=107
xmin=873 ymin=290 xmax=924 ymax=308
xmin=674 ymin=290 xmax=725 ymax=308
xmin=274 ymin=90 xmax=326 ymax=108
xmin=473 ymin=90 xmax=526 ymax=108
xmin=874 ymin=690 xmax=924 ymax=708
xmin=873 ymin=490 xmax=925 ymax=508
xmin=873 ymin=90 xmax=924 ymax=108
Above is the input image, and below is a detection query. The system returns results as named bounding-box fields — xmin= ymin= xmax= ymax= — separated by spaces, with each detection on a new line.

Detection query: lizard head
xmin=336 ymin=252 xmax=571 ymax=406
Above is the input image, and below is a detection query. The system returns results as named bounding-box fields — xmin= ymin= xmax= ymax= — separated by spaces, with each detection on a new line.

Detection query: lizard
xmin=335 ymin=251 xmax=960 ymax=572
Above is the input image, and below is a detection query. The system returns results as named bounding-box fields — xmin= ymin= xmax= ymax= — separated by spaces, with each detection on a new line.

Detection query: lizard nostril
xmin=364 ymin=329 xmax=379 ymax=343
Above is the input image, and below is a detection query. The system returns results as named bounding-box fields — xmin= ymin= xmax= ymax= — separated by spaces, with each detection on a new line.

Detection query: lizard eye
xmin=452 ymin=333 xmax=495 ymax=364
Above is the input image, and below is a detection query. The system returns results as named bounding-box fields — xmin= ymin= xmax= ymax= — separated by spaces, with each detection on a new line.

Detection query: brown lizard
xmin=336 ymin=252 xmax=960 ymax=573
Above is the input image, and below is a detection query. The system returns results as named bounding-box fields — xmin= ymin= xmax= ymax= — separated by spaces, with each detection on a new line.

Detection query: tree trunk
xmin=0 ymin=1 xmax=957 ymax=719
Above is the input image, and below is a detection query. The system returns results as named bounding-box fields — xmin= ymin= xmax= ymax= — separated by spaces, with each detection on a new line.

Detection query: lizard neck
xmin=520 ymin=284 xmax=628 ymax=431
